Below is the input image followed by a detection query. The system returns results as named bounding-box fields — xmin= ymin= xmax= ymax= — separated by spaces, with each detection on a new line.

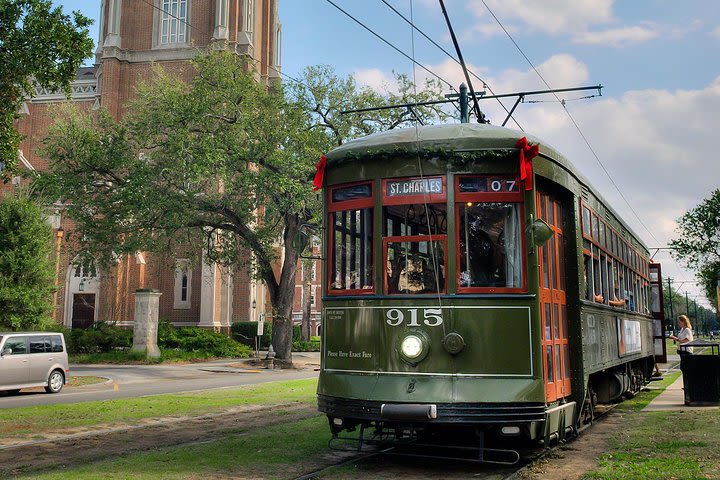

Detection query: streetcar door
xmin=649 ymin=263 xmax=667 ymax=363
xmin=537 ymin=191 xmax=572 ymax=402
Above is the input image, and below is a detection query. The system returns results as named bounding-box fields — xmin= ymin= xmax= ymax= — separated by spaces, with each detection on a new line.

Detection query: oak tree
xmin=40 ymin=52 xmax=450 ymax=362
xmin=0 ymin=0 xmax=93 ymax=177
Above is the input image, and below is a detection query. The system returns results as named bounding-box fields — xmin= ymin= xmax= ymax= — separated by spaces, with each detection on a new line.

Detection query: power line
xmin=480 ymin=0 xmax=661 ymax=247
xmin=379 ymin=0 xmax=522 ymax=130
xmin=324 ymin=0 xmax=456 ymax=90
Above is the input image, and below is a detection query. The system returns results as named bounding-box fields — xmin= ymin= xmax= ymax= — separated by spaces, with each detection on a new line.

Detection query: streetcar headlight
xmin=400 ymin=335 xmax=423 ymax=359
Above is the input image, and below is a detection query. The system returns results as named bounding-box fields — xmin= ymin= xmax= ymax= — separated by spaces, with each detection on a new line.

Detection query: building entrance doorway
xmin=71 ymin=294 xmax=96 ymax=329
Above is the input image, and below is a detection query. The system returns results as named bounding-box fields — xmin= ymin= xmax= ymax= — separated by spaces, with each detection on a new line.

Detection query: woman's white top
xmin=678 ymin=327 xmax=694 ymax=353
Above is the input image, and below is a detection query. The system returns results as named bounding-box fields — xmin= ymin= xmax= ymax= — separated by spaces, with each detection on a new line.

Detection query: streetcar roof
xmin=326 ymin=123 xmax=648 ymax=252
xmin=326 ymin=123 xmax=558 ymax=162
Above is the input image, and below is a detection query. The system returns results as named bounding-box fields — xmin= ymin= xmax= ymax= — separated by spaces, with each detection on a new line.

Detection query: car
xmin=0 ymin=332 xmax=69 ymax=394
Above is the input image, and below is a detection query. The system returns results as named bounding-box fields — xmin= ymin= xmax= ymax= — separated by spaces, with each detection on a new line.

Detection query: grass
xmin=0 ymin=378 xmax=318 ymax=437
xmin=27 ymin=415 xmax=332 ymax=480
xmin=584 ymin=371 xmax=720 ymax=480
xmin=67 ymin=376 xmax=107 ymax=387
xmin=583 ymin=409 xmax=720 ymax=480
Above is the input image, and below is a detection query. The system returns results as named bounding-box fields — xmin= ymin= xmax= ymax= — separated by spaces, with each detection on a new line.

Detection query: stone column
xmin=104 ymin=0 xmax=122 ymax=48
xmin=199 ymin=255 xmax=218 ymax=327
xmin=132 ymin=288 xmax=161 ymax=358
xmin=213 ymin=0 xmax=230 ymax=40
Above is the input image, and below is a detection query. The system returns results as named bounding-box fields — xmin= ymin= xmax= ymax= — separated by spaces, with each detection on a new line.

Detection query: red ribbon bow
xmin=517 ymin=137 xmax=539 ymax=191
xmin=313 ymin=154 xmax=326 ymax=191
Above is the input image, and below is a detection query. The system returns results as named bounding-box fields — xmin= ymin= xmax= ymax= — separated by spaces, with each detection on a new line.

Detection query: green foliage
xmin=38 ymin=53 xmax=450 ymax=361
xmin=158 ymin=320 xmax=251 ymax=358
xmin=230 ymin=321 xmax=272 ymax=349
xmin=0 ymin=196 xmax=56 ymax=330
xmin=670 ymin=189 xmax=720 ymax=311
xmin=66 ymin=321 xmax=132 ymax=354
xmin=0 ymin=0 xmax=93 ymax=176
xmin=289 ymin=65 xmax=451 ymax=149
xmin=292 ymin=340 xmax=320 ymax=352
xmin=662 ymin=276 xmax=718 ymax=334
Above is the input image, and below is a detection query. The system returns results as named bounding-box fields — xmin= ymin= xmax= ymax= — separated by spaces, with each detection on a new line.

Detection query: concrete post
xmin=132 ymin=288 xmax=162 ymax=358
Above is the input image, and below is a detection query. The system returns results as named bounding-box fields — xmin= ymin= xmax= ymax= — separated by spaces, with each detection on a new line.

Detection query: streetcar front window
xmin=458 ymin=202 xmax=523 ymax=289
xmin=328 ymin=182 xmax=374 ymax=294
xmin=455 ymin=175 xmax=525 ymax=293
xmin=383 ymin=203 xmax=448 ymax=295
xmin=386 ymin=239 xmax=446 ymax=294
xmin=331 ymin=208 xmax=373 ymax=291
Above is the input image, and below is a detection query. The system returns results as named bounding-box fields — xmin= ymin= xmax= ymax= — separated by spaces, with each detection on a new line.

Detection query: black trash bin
xmin=679 ymin=340 xmax=720 ymax=406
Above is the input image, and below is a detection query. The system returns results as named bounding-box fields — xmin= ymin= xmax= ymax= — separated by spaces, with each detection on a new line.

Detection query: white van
xmin=0 ymin=333 xmax=69 ymax=394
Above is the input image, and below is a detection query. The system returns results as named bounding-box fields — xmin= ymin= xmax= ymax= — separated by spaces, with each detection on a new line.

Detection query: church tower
xmin=7 ymin=1 xmax=280 ymax=330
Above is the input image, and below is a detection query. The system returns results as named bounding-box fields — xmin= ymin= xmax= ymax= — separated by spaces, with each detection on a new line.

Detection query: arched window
xmin=174 ymin=259 xmax=192 ymax=309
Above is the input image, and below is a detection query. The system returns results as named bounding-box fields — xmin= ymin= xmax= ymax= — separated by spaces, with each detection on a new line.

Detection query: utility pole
xmin=667 ymin=277 xmax=674 ymax=332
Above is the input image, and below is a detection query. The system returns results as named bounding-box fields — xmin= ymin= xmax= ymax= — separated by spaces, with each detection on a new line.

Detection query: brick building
xmin=4 ymin=0 xmax=320 ymax=332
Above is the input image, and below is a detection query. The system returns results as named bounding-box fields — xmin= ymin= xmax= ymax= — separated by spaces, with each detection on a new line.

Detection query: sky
xmin=57 ymin=0 xmax=720 ymax=308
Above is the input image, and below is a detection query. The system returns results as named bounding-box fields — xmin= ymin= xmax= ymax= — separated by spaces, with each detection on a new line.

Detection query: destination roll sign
xmin=386 ymin=177 xmax=443 ymax=197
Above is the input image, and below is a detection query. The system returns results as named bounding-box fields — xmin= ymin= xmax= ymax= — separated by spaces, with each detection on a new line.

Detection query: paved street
xmin=0 ymin=352 xmax=320 ymax=408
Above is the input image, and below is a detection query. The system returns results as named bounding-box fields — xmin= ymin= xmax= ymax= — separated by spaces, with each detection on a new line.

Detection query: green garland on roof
xmin=338 ymin=146 xmax=516 ymax=166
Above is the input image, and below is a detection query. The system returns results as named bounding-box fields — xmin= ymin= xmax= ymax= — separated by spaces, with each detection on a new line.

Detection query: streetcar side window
xmin=328 ymin=183 xmax=374 ymax=294
xmin=582 ymin=206 xmax=591 ymax=237
xmin=455 ymin=176 xmax=524 ymax=292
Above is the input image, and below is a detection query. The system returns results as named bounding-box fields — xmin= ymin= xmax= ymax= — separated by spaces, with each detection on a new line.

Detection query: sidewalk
xmin=643 ymin=352 xmax=720 ymax=412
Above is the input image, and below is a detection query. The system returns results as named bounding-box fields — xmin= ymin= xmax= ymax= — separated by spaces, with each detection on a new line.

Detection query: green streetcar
xmin=316 ymin=123 xmax=661 ymax=454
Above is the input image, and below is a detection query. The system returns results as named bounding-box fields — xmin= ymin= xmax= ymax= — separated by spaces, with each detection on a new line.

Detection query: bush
xmin=292 ymin=339 xmax=320 ymax=352
xmin=66 ymin=321 xmax=131 ymax=354
xmin=158 ymin=320 xmax=251 ymax=358
xmin=231 ymin=321 xmax=272 ymax=349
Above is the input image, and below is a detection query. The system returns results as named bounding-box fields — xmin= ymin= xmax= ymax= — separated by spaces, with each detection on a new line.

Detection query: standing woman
xmin=670 ymin=315 xmax=694 ymax=354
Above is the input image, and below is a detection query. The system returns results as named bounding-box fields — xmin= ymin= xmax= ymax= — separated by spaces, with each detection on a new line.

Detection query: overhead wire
xmin=479 ymin=0 xmax=661 ymax=247
xmin=324 ymin=0 xmax=456 ymax=90
xmin=379 ymin=0 xmax=523 ymax=130
xmin=407 ymin=0 xmax=446 ymax=329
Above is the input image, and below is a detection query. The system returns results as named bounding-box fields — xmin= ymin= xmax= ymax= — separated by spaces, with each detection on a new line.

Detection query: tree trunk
xmin=270 ymin=303 xmax=294 ymax=363
xmin=265 ymin=213 xmax=301 ymax=364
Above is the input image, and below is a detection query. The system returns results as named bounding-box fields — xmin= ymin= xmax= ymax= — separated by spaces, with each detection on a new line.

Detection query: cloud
xmin=461 ymin=21 xmax=516 ymax=40
xmin=352 ymin=68 xmax=397 ymax=93
xmin=572 ymin=26 xmax=659 ymax=46
xmin=516 ymin=76 xmax=720 ymax=250
xmin=712 ymin=26 xmax=720 ymax=38
xmin=353 ymin=57 xmax=720 ymax=259
xmin=465 ymin=0 xmax=615 ymax=35
xmin=347 ymin=56 xmax=720 ymax=305
xmin=668 ymin=20 xmax=703 ymax=39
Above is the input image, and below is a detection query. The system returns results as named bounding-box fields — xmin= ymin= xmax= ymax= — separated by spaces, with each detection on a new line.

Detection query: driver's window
xmin=4 ymin=337 xmax=28 ymax=355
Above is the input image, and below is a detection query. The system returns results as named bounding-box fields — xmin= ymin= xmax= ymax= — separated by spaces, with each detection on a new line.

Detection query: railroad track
xmin=293 ymin=401 xmax=622 ymax=480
